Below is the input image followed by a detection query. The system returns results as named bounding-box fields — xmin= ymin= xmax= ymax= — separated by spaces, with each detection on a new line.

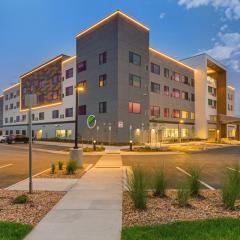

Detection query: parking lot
xmin=0 ymin=144 xmax=101 ymax=188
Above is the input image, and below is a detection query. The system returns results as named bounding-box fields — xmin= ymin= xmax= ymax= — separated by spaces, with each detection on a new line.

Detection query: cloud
xmin=159 ymin=12 xmax=166 ymax=19
xmin=178 ymin=0 xmax=240 ymax=20
xmin=205 ymin=32 xmax=240 ymax=72
xmin=220 ymin=24 xmax=228 ymax=31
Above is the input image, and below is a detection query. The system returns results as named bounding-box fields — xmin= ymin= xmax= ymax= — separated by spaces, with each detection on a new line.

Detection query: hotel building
xmin=0 ymin=10 xmax=238 ymax=143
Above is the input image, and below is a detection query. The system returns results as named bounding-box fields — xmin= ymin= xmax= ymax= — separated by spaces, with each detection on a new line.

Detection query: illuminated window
xmin=129 ymin=74 xmax=141 ymax=88
xmin=99 ymin=74 xmax=107 ymax=87
xmin=182 ymin=91 xmax=188 ymax=100
xmin=77 ymin=60 xmax=87 ymax=72
xmin=151 ymin=63 xmax=160 ymax=75
xmin=99 ymin=102 xmax=107 ymax=113
xmin=66 ymin=68 xmax=73 ymax=79
xmin=182 ymin=76 xmax=189 ymax=84
xmin=129 ymin=102 xmax=141 ymax=114
xmin=172 ymin=109 xmax=180 ymax=118
xmin=79 ymin=80 xmax=87 ymax=89
xmin=56 ymin=130 xmax=66 ymax=138
xmin=151 ymin=82 xmax=160 ymax=93
xmin=99 ymin=52 xmax=107 ymax=65
xmin=173 ymin=88 xmax=180 ymax=98
xmin=173 ymin=72 xmax=180 ymax=82
xmin=164 ymin=68 xmax=170 ymax=78
xmin=181 ymin=111 xmax=189 ymax=119
xmin=164 ymin=86 xmax=170 ymax=96
xmin=190 ymin=112 xmax=195 ymax=120
xmin=164 ymin=108 xmax=169 ymax=118
xmin=66 ymin=130 xmax=72 ymax=137
xmin=65 ymin=108 xmax=73 ymax=117
xmin=150 ymin=106 xmax=160 ymax=117
xmin=164 ymin=128 xmax=179 ymax=138
xmin=181 ymin=128 xmax=189 ymax=137
xmin=129 ymin=51 xmax=141 ymax=65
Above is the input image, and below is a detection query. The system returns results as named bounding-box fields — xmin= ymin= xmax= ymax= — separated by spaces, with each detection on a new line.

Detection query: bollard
xmin=129 ymin=140 xmax=133 ymax=151
xmin=93 ymin=140 xmax=96 ymax=151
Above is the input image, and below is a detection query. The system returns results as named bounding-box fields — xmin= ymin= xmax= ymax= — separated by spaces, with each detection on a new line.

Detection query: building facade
xmin=0 ymin=10 xmax=238 ymax=143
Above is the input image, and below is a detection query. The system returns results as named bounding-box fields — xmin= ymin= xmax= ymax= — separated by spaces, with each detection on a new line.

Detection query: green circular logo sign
xmin=87 ymin=115 xmax=96 ymax=129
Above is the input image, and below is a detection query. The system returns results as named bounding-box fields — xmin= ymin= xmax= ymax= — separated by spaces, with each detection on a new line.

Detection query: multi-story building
xmin=0 ymin=10 xmax=238 ymax=143
xmin=0 ymin=95 xmax=3 ymax=135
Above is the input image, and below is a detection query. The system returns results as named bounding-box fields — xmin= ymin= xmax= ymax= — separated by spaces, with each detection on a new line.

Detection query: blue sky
xmin=0 ymin=0 xmax=239 ymax=113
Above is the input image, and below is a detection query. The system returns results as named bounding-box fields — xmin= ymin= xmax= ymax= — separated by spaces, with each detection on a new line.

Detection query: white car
xmin=0 ymin=135 xmax=7 ymax=143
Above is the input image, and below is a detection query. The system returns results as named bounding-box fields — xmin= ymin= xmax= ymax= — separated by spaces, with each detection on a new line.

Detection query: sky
xmin=0 ymin=0 xmax=239 ymax=114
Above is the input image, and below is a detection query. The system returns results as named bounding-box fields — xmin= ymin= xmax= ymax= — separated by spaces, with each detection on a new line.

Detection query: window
xmin=79 ymin=105 xmax=86 ymax=115
xmin=66 ymin=68 xmax=73 ymax=79
xmin=99 ymin=74 xmax=107 ymax=87
xmin=32 ymin=114 xmax=35 ymax=121
xmin=6 ymin=130 xmax=9 ymax=135
xmin=164 ymin=86 xmax=170 ymax=96
xmin=5 ymin=118 xmax=8 ymax=123
xmin=52 ymin=91 xmax=58 ymax=100
xmin=79 ymin=80 xmax=87 ymax=89
xmin=66 ymin=130 xmax=72 ymax=137
xmin=190 ymin=112 xmax=195 ymax=120
xmin=10 ymin=117 xmax=13 ymax=123
xmin=151 ymin=82 xmax=160 ymax=93
xmin=129 ymin=51 xmax=141 ymax=65
xmin=22 ymin=115 xmax=26 ymax=122
xmin=5 ymin=105 xmax=8 ymax=111
xmin=182 ymin=91 xmax=188 ymax=100
xmin=150 ymin=106 xmax=160 ymax=117
xmin=151 ymin=63 xmax=160 ymax=75
xmin=5 ymin=95 xmax=8 ymax=100
xmin=128 ymin=102 xmax=141 ymax=114
xmin=10 ymin=92 xmax=14 ymax=99
xmin=181 ymin=111 xmax=189 ymax=119
xmin=208 ymin=99 xmax=217 ymax=109
xmin=10 ymin=103 xmax=13 ymax=109
xmin=39 ymin=79 xmax=45 ymax=88
xmin=52 ymin=74 xmax=60 ymax=84
xmin=173 ymin=72 xmax=180 ymax=82
xmin=191 ymin=93 xmax=195 ymax=102
xmin=77 ymin=60 xmax=87 ymax=72
xmin=16 ymin=116 xmax=20 ymax=122
xmin=66 ymin=86 xmax=73 ymax=96
xmin=173 ymin=88 xmax=180 ymax=98
xmin=16 ymin=130 xmax=20 ymax=134
xmin=182 ymin=76 xmax=189 ymax=84
xmin=164 ymin=68 xmax=170 ymax=78
xmin=16 ymin=102 xmax=20 ymax=108
xmin=129 ymin=74 xmax=141 ymax=88
xmin=164 ymin=108 xmax=169 ymax=118
xmin=65 ymin=108 xmax=73 ymax=117
xmin=37 ymin=94 xmax=45 ymax=104
xmin=172 ymin=109 xmax=180 ymax=118
xmin=99 ymin=52 xmax=107 ymax=65
xmin=99 ymin=102 xmax=107 ymax=113
xmin=39 ymin=112 xmax=44 ymax=120
xmin=56 ymin=130 xmax=66 ymax=138
xmin=52 ymin=110 xmax=59 ymax=119
xmin=181 ymin=128 xmax=189 ymax=138
xmin=10 ymin=130 xmax=13 ymax=135
xmin=22 ymin=130 xmax=26 ymax=136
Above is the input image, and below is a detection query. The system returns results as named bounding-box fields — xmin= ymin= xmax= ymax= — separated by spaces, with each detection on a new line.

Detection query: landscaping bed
xmin=36 ymin=163 xmax=90 ymax=179
xmin=122 ymin=218 xmax=240 ymax=240
xmin=123 ymin=190 xmax=240 ymax=227
xmin=0 ymin=190 xmax=64 ymax=225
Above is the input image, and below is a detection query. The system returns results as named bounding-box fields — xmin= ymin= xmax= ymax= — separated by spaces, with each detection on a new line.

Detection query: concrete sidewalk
xmin=25 ymin=154 xmax=123 ymax=240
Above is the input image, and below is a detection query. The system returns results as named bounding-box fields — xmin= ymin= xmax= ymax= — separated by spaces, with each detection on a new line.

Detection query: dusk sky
xmin=0 ymin=0 xmax=239 ymax=114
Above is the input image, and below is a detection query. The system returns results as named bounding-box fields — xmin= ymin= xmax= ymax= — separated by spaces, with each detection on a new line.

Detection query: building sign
xmin=118 ymin=121 xmax=124 ymax=128
xmin=87 ymin=115 xmax=96 ymax=129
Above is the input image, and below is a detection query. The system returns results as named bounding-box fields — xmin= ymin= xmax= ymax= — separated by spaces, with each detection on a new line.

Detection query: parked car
xmin=6 ymin=134 xmax=29 ymax=144
xmin=0 ymin=135 xmax=8 ymax=143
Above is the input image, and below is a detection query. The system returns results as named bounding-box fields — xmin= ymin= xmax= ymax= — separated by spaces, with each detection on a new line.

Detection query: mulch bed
xmin=36 ymin=164 xmax=90 ymax=179
xmin=0 ymin=190 xmax=64 ymax=225
xmin=123 ymin=190 xmax=240 ymax=227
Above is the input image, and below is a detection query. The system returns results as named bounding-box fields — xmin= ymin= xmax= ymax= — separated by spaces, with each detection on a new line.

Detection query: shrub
xmin=222 ymin=167 xmax=240 ymax=209
xmin=187 ymin=166 xmax=201 ymax=197
xmin=51 ymin=163 xmax=56 ymax=174
xmin=153 ymin=168 xmax=167 ymax=198
xmin=13 ymin=194 xmax=28 ymax=204
xmin=66 ymin=160 xmax=78 ymax=175
xmin=58 ymin=161 xmax=63 ymax=170
xmin=127 ymin=166 xmax=147 ymax=209
xmin=177 ymin=184 xmax=190 ymax=207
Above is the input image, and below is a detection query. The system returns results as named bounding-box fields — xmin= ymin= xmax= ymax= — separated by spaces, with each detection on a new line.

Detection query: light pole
xmin=74 ymin=84 xmax=85 ymax=149
xmin=178 ymin=119 xmax=184 ymax=143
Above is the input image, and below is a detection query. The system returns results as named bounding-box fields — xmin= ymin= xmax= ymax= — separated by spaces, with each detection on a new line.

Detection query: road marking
xmin=0 ymin=164 xmax=13 ymax=169
xmin=176 ymin=166 xmax=215 ymax=190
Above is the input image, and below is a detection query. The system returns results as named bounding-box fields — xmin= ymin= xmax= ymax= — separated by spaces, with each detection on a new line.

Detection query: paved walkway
xmin=25 ymin=154 xmax=123 ymax=240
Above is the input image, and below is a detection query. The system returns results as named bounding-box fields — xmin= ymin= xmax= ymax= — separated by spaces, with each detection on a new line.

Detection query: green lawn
xmin=0 ymin=221 xmax=32 ymax=240
xmin=122 ymin=218 xmax=240 ymax=240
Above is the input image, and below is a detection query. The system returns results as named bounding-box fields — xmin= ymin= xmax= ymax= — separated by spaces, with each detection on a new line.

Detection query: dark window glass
xmin=164 ymin=68 xmax=170 ymax=78
xmin=99 ymin=102 xmax=107 ymax=113
xmin=5 ymin=95 xmax=8 ymax=100
xmin=39 ymin=112 xmax=44 ymax=120
xmin=173 ymin=88 xmax=180 ymax=98
xmin=66 ymin=86 xmax=73 ymax=96
xmin=151 ymin=82 xmax=160 ymax=93
xmin=129 ymin=51 xmax=141 ymax=65
xmin=16 ymin=116 xmax=20 ymax=122
xmin=10 ymin=117 xmax=13 ymax=123
xmin=99 ymin=52 xmax=107 ymax=65
xmin=99 ymin=74 xmax=107 ymax=87
xmin=182 ymin=91 xmax=188 ymax=100
xmin=52 ymin=110 xmax=59 ymax=119
xmin=164 ymin=108 xmax=169 ymax=118
xmin=5 ymin=118 xmax=8 ymax=123
xmin=173 ymin=72 xmax=180 ymax=82
xmin=164 ymin=86 xmax=170 ymax=96
xmin=150 ymin=106 xmax=160 ymax=117
xmin=191 ymin=93 xmax=195 ymax=102
xmin=191 ymin=78 xmax=195 ymax=87
xmin=65 ymin=108 xmax=73 ymax=117
xmin=151 ymin=63 xmax=160 ymax=75
xmin=182 ymin=76 xmax=189 ymax=84
xmin=22 ymin=115 xmax=26 ymax=121
xmin=79 ymin=105 xmax=86 ymax=115
xmin=22 ymin=130 xmax=26 ymax=136
xmin=5 ymin=105 xmax=8 ymax=111
xmin=77 ymin=60 xmax=87 ymax=72
xmin=129 ymin=74 xmax=141 ymax=88
xmin=16 ymin=102 xmax=20 ymax=108
xmin=66 ymin=68 xmax=73 ymax=79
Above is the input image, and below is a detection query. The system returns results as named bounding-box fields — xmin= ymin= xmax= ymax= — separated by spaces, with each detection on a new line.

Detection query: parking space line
xmin=176 ymin=166 xmax=215 ymax=190
xmin=227 ymin=167 xmax=240 ymax=173
xmin=0 ymin=164 xmax=13 ymax=169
